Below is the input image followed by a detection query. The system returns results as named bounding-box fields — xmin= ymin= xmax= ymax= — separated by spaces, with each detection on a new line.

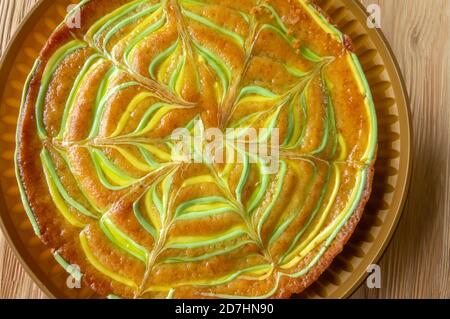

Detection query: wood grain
xmin=353 ymin=0 xmax=450 ymax=299
xmin=0 ymin=0 xmax=449 ymax=299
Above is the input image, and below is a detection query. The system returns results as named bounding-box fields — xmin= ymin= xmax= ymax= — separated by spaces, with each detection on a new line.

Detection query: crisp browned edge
xmin=271 ymin=2 xmax=380 ymax=298
xmin=0 ymin=0 xmax=412 ymax=299
xmin=274 ymin=166 xmax=375 ymax=298
xmin=328 ymin=0 xmax=412 ymax=298
xmin=14 ymin=0 xmax=378 ymax=298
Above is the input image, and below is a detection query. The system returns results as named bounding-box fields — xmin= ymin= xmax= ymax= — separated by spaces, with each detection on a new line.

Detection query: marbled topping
xmin=16 ymin=0 xmax=377 ymax=298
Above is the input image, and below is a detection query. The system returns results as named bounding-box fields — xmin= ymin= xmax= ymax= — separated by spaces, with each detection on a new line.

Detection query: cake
xmin=16 ymin=0 xmax=377 ymax=298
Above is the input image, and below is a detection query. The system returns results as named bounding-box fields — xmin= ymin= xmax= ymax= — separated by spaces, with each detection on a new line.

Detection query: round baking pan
xmin=0 ymin=0 xmax=411 ymax=299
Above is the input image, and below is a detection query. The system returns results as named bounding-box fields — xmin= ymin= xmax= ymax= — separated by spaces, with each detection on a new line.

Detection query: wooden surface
xmin=0 ymin=0 xmax=449 ymax=299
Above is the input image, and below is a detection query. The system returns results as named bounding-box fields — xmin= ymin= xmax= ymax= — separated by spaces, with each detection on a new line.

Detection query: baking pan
xmin=0 ymin=0 xmax=411 ymax=298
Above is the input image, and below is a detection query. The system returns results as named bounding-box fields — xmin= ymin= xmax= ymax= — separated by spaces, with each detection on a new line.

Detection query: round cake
xmin=16 ymin=0 xmax=377 ymax=298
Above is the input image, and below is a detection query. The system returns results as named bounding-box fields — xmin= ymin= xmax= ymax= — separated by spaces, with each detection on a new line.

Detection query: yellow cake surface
xmin=16 ymin=0 xmax=377 ymax=298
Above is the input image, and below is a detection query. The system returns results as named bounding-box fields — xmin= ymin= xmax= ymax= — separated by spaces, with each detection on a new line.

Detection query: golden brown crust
xmin=274 ymin=166 xmax=375 ymax=298
xmin=17 ymin=25 xmax=140 ymax=298
xmin=16 ymin=0 xmax=377 ymax=299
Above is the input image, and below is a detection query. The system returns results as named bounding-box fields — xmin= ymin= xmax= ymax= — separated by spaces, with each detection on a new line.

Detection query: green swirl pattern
xmin=16 ymin=0 xmax=377 ymax=299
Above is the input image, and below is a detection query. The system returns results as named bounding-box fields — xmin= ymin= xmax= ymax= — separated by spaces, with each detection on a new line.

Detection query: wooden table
xmin=1 ymin=0 xmax=449 ymax=299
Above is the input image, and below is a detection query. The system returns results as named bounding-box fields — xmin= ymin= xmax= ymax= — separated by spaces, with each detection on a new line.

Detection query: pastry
xmin=16 ymin=0 xmax=377 ymax=298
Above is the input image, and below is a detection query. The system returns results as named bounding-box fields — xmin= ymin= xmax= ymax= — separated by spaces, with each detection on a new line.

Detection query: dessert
xmin=16 ymin=0 xmax=377 ymax=298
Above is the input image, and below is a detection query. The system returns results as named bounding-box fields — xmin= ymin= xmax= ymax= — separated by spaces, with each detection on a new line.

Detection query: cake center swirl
xmin=16 ymin=0 xmax=377 ymax=299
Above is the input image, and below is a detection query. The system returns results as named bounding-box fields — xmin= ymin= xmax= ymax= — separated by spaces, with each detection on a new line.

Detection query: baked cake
xmin=16 ymin=0 xmax=377 ymax=298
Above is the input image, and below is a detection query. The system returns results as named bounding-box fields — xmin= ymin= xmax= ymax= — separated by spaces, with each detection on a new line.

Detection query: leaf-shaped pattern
xmin=16 ymin=0 xmax=377 ymax=298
